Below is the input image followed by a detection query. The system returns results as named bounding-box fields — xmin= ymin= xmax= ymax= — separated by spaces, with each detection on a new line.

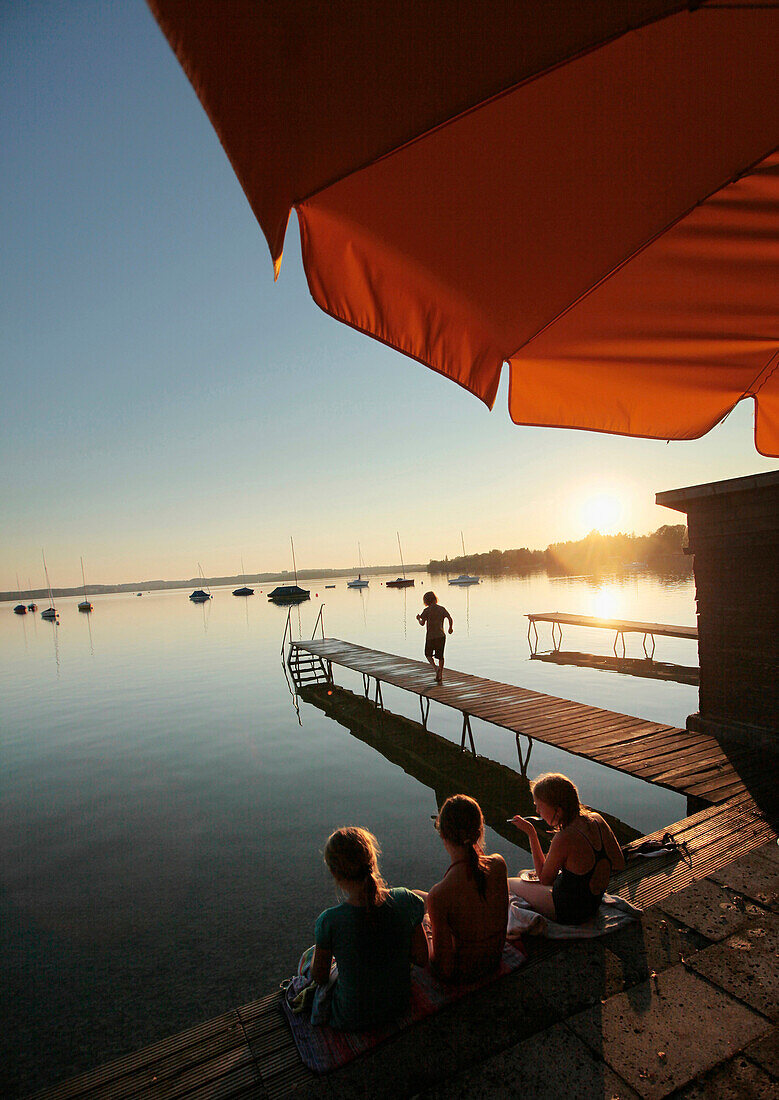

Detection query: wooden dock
xmin=526 ymin=611 xmax=698 ymax=658
xmin=290 ymin=639 xmax=768 ymax=807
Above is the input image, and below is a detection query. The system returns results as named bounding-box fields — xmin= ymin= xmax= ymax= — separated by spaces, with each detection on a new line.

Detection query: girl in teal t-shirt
xmin=311 ymin=827 xmax=428 ymax=1030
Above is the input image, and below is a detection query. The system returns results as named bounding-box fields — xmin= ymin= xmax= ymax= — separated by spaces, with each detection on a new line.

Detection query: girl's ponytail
xmin=324 ymin=827 xmax=387 ymax=910
xmin=436 ymin=795 xmax=490 ymax=900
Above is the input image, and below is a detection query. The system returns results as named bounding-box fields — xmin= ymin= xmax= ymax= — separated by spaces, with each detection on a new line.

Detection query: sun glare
xmin=580 ymin=492 xmax=624 ymax=534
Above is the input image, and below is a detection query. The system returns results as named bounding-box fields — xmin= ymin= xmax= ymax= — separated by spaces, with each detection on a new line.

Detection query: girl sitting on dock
xmin=508 ymin=773 xmax=625 ymax=925
xmin=310 ymin=827 xmax=428 ymax=1030
xmin=421 ymin=795 xmax=508 ymax=982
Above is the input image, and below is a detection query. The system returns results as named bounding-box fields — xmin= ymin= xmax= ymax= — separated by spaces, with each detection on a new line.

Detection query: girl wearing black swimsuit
xmin=507 ymin=773 xmax=625 ymax=925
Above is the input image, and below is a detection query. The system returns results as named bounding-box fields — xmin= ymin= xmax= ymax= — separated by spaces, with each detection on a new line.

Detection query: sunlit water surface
xmin=1 ymin=570 xmax=697 ymax=1094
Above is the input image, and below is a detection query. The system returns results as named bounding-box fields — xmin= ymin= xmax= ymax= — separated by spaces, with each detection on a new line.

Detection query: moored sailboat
xmin=268 ymin=538 xmax=310 ymax=603
xmin=347 ymin=543 xmax=369 ymax=588
xmin=40 ymin=551 xmax=59 ymax=621
xmin=233 ymin=556 xmax=254 ymax=596
xmin=78 ymin=557 xmax=94 ymax=612
xmin=448 ymin=531 xmax=480 ymax=585
xmin=386 ymin=532 xmax=414 ymax=587
xmin=189 ymin=563 xmax=212 ymax=602
xmin=13 ymin=574 xmax=26 ymax=614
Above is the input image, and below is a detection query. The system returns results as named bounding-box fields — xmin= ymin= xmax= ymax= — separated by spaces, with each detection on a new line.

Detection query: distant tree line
xmin=428 ymin=525 xmax=690 ymax=578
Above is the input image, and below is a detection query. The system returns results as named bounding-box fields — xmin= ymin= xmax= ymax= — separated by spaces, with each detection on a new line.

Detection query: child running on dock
xmin=417 ymin=591 xmax=453 ymax=683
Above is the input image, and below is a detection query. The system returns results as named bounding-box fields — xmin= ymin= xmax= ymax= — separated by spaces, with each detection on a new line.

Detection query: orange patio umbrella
xmin=148 ymin=1 xmax=779 ymax=455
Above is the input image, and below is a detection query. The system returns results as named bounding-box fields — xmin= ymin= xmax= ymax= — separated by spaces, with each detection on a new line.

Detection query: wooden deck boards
xmin=526 ymin=612 xmax=698 ymax=639
xmin=292 ymin=638 xmax=760 ymax=806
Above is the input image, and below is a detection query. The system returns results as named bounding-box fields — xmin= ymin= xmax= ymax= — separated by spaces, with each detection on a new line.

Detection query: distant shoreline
xmin=3 ymin=525 xmax=692 ymax=603
xmin=0 ymin=564 xmax=428 ymax=603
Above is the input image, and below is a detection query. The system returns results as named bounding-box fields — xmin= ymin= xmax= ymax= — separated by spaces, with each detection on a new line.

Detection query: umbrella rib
xmin=503 ymin=141 xmax=779 ymax=364
xmin=295 ymin=4 xmax=689 ymax=208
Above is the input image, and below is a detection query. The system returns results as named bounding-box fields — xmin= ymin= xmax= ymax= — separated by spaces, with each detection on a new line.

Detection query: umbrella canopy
xmin=148 ymin=1 xmax=779 ymax=455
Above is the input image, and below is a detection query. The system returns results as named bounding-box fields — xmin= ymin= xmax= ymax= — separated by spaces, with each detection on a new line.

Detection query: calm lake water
xmin=1 ymin=570 xmax=697 ymax=1095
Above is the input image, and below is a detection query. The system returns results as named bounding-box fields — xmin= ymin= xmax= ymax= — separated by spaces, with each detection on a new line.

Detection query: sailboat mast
xmin=397 ymin=532 xmax=406 ymax=578
xmin=42 ymin=549 xmax=54 ymax=604
xmin=461 ymin=531 xmax=466 ymax=558
xmin=291 ymin=537 xmax=299 ymax=584
xmin=81 ymin=556 xmax=88 ymax=599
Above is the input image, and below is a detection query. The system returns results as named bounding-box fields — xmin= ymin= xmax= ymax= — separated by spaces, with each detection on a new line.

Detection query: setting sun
xmin=580 ymin=492 xmax=625 ymax=534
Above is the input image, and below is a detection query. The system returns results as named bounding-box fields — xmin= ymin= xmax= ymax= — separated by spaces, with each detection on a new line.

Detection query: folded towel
xmin=507 ymin=891 xmax=642 ymax=939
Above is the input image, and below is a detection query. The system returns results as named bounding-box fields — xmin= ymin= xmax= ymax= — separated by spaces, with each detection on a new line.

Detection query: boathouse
xmin=656 ymin=470 xmax=779 ymax=748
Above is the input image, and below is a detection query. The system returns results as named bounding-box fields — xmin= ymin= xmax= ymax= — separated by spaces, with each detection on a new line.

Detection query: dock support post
xmin=362 ymin=673 xmax=370 ymax=698
xmin=551 ymin=621 xmax=562 ymax=651
xmin=614 ymin=631 xmax=626 ymax=658
xmin=460 ymin=712 xmax=476 ymax=755
xmin=374 ymin=679 xmax=384 ymax=710
xmin=515 ymin=733 xmax=533 ymax=776
xmin=528 ymin=619 xmax=539 ymax=655
xmin=642 ymin=632 xmax=656 ymax=660
xmin=419 ymin=695 xmax=431 ymax=730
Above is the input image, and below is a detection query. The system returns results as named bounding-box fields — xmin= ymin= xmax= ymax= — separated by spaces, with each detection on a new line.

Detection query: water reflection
xmin=300 ymin=683 xmax=641 ymax=851
xmin=530 ymin=649 xmax=698 ymax=687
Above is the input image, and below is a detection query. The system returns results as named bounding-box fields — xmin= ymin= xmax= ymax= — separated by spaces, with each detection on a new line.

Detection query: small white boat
xmin=448 ymin=532 xmax=480 ymax=586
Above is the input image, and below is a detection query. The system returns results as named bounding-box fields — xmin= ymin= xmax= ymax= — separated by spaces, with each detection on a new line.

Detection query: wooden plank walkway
xmin=291 ymin=638 xmax=765 ymax=806
xmin=31 ymin=791 xmax=776 ymax=1100
xmin=526 ymin=611 xmax=697 ymax=659
xmin=526 ymin=612 xmax=698 ymax=640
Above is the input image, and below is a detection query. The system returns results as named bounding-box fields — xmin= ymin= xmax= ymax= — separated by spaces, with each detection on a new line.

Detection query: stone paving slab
xmin=752 ymin=840 xmax=779 ymax=866
xmin=655 ymin=878 xmax=765 ymax=941
xmin=565 ymin=964 xmax=770 ymax=1099
xmin=671 ymin=1053 xmax=778 ymax=1099
xmin=419 ymin=1020 xmax=640 ymax=1100
xmin=686 ymin=912 xmax=779 ymax=1022
xmin=743 ymin=1027 xmax=779 ymax=1078
xmin=709 ymin=850 xmax=779 ymax=914
xmin=523 ymin=911 xmax=707 ymax=1020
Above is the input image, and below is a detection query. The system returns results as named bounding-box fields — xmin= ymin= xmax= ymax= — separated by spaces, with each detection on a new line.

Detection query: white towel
xmin=507 ymin=891 xmax=642 ymax=939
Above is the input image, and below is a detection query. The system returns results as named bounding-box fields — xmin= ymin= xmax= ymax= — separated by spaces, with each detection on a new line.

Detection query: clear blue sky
xmin=2 ymin=1 xmax=776 ymax=591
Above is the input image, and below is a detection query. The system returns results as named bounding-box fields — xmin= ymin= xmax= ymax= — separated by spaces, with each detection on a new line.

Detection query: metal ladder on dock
xmin=283 ymin=604 xmax=332 ymax=691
